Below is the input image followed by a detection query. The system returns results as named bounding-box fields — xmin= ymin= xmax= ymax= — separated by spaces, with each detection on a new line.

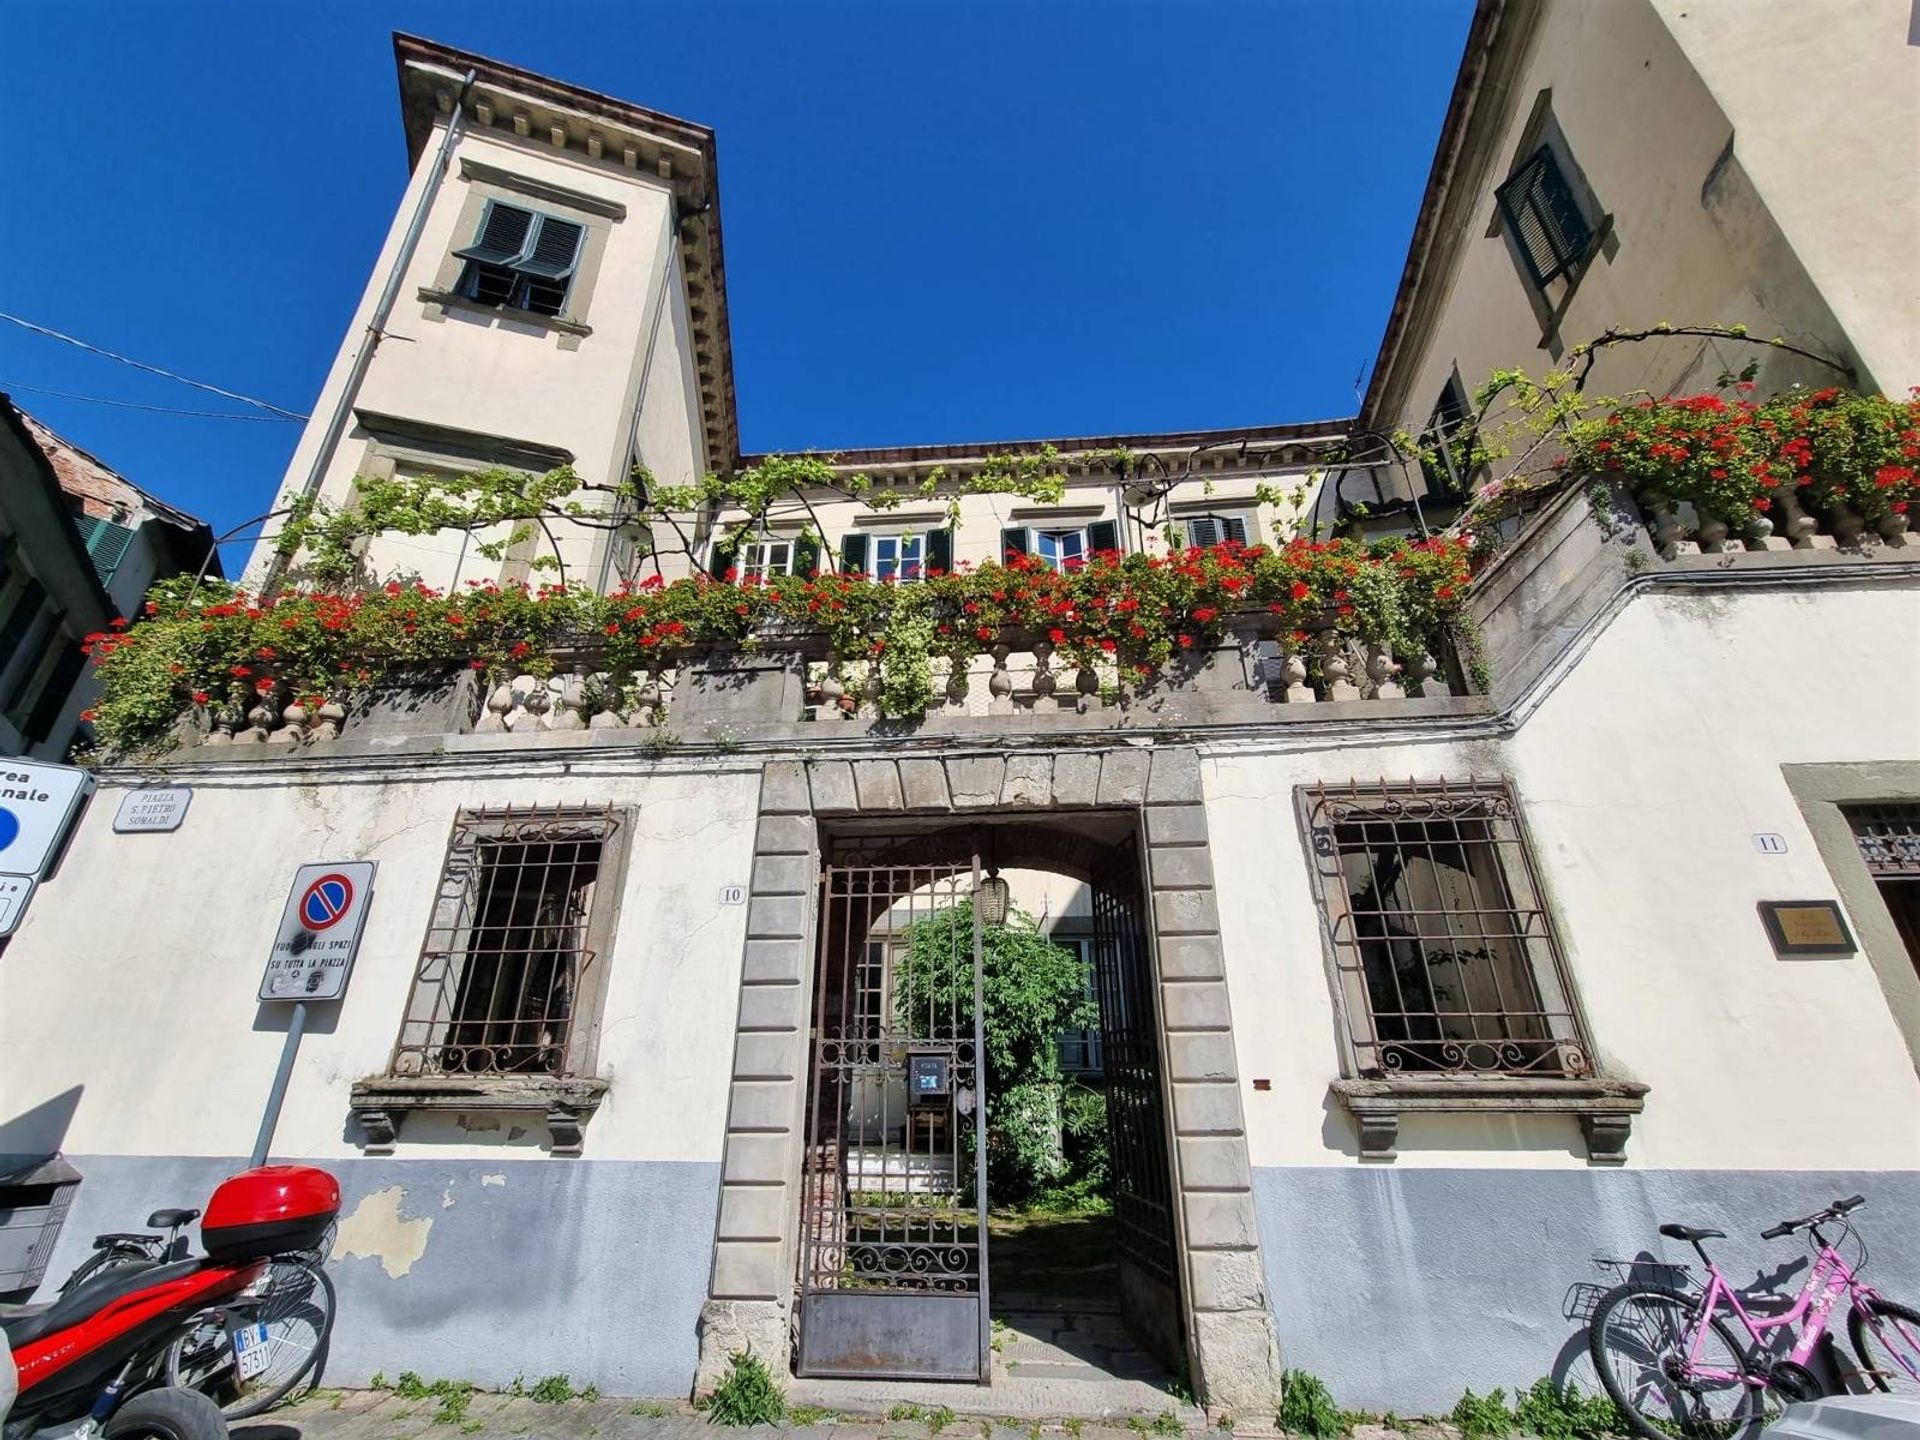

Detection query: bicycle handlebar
xmin=1761 ymin=1194 xmax=1866 ymax=1240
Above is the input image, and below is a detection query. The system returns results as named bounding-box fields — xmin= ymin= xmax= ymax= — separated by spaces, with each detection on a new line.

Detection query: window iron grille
xmin=1496 ymin=145 xmax=1594 ymax=291
xmin=1846 ymin=803 xmax=1920 ymax=877
xmin=1304 ymin=779 xmax=1592 ymax=1078
xmin=389 ymin=805 xmax=623 ymax=1078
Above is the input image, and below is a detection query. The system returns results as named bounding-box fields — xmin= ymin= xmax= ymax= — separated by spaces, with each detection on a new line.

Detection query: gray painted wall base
xmin=35 ymin=1155 xmax=720 ymax=1398
xmin=1253 ymin=1166 xmax=1920 ymax=1416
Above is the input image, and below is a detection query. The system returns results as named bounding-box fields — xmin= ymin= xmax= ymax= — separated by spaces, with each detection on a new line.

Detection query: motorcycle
xmin=0 ymin=1166 xmax=339 ymax=1440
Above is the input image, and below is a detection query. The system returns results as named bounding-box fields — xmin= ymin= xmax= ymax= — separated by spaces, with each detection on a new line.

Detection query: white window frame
xmin=740 ymin=539 xmax=793 ymax=582
xmin=872 ymin=533 xmax=925 ymax=583
xmin=1033 ymin=528 xmax=1088 ymax=573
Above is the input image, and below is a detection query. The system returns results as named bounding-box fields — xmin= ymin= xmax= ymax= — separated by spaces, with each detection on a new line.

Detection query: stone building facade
xmin=3 ymin=9 xmax=1918 ymax=1418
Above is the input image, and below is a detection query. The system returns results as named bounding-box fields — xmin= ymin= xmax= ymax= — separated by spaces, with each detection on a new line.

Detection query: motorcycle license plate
xmin=233 ymin=1322 xmax=273 ymax=1380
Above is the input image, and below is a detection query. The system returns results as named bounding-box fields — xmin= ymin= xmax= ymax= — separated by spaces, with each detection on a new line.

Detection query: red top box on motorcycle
xmin=201 ymin=1165 xmax=340 ymax=1261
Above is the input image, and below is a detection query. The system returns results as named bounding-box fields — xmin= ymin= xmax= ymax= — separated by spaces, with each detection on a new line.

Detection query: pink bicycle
xmin=1588 ymin=1194 xmax=1920 ymax=1439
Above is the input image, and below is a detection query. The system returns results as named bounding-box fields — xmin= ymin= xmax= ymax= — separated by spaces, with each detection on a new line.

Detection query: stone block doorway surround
xmin=694 ymin=747 xmax=1281 ymax=1412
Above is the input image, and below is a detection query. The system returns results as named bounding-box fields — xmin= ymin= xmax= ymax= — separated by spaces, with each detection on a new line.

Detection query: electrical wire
xmin=0 ymin=311 xmax=308 ymax=421
xmin=0 ymin=380 xmax=291 ymax=423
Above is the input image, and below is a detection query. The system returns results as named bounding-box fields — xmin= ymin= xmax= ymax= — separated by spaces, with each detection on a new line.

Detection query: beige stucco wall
xmin=0 ymin=765 xmax=761 ymax=1166
xmin=245 ymin=118 xmax=700 ymax=594
xmin=1375 ymin=0 xmax=1906 ymax=482
xmin=1211 ymin=582 xmax=1920 ymax=1173
xmin=1652 ymin=0 xmax=1920 ymax=396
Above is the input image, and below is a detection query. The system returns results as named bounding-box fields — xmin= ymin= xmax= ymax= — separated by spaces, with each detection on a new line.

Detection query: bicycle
xmin=1587 ymin=1194 xmax=1920 ymax=1440
xmin=56 ymin=1205 xmax=337 ymax=1420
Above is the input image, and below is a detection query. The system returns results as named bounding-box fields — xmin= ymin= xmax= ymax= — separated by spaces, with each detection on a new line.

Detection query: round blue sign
xmin=0 ymin=807 xmax=18 ymax=853
xmin=299 ymin=873 xmax=354 ymax=930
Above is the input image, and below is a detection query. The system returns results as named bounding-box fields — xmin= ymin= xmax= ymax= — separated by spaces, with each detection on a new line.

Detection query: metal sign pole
xmin=250 ymin=1001 xmax=308 ymax=1167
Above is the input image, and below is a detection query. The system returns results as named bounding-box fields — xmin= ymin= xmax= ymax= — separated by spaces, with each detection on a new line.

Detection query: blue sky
xmin=0 ymin=1 xmax=1470 ymax=562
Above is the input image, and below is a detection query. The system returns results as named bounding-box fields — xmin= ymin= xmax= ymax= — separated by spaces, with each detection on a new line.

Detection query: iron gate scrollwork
xmin=797 ymin=857 xmax=991 ymax=1381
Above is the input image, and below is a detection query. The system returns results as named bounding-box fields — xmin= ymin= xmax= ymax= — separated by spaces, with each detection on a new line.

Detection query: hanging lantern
xmin=973 ymin=871 xmax=1011 ymax=927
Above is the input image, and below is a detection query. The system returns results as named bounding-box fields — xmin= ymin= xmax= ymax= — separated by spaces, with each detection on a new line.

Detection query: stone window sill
xmin=417 ymin=287 xmax=593 ymax=339
xmin=1329 ymin=1075 xmax=1649 ymax=1165
xmin=349 ymin=1074 xmax=609 ymax=1157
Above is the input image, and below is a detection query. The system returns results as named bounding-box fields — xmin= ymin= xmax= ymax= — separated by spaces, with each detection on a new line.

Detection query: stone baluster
xmin=309 ymin=698 xmax=348 ymax=742
xmin=548 ymin=671 xmax=589 ymax=730
xmin=862 ymin=666 xmax=883 ymax=719
xmin=1320 ymin=636 xmax=1361 ymax=701
xmin=1776 ymin=490 xmax=1829 ymax=549
xmin=588 ymin=672 xmax=628 ymax=729
xmin=1274 ymin=642 xmax=1313 ymax=704
xmin=1364 ymin=641 xmax=1404 ymax=700
xmin=634 ymin=671 xmax=666 ymax=726
xmin=268 ymin=698 xmax=308 ymax=745
xmin=1075 ymin=663 xmax=1101 ymax=714
xmin=945 ymin=659 xmax=970 ymax=712
xmin=1642 ymin=491 xmax=1697 ymax=560
xmin=1030 ymin=639 xmax=1058 ymax=711
xmin=237 ymin=682 xmax=279 ymax=743
xmin=1829 ymin=503 xmax=1866 ymax=549
xmin=987 ymin=644 xmax=1014 ymax=715
xmin=203 ymin=685 xmax=245 ymax=745
xmin=522 ymin=682 xmax=552 ymax=729
xmin=476 ymin=682 xmax=516 ymax=732
xmin=1694 ymin=510 xmax=1734 ymax=554
xmin=1875 ymin=507 xmax=1910 ymax=545
xmin=1406 ymin=652 xmax=1451 ymax=698
xmin=1747 ymin=510 xmax=1791 ymax=552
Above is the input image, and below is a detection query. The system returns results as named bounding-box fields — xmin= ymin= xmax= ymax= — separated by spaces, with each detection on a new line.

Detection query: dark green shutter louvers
xmin=839 ymin=533 xmax=869 ymax=575
xmin=792 ymin=534 xmax=821 ymax=576
xmin=73 ymin=513 xmax=135 ymax=585
xmin=454 ymin=202 xmax=536 ymax=266
xmin=710 ymin=536 xmax=738 ymax=579
xmin=1088 ymin=520 xmax=1119 ymax=553
xmin=1223 ymin=516 xmax=1249 ymax=545
xmin=517 ymin=217 xmax=585 ymax=280
xmin=1496 ymin=145 xmax=1593 ymax=290
xmin=926 ymin=528 xmax=953 ymax=575
xmin=1000 ymin=527 xmax=1029 ymax=561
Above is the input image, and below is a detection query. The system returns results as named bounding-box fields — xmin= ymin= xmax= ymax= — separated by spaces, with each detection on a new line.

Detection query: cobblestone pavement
xmin=233 ymin=1390 xmax=1220 ymax=1440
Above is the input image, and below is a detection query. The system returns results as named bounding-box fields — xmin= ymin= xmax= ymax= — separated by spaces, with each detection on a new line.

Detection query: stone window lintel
xmin=1329 ymin=1075 xmax=1648 ymax=1165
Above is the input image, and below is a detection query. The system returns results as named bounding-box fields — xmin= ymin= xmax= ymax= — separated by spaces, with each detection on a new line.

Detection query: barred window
xmin=1303 ymin=780 xmax=1592 ymax=1078
xmin=389 ymin=806 xmax=629 ymax=1079
xmin=1845 ymin=802 xmax=1920 ymax=975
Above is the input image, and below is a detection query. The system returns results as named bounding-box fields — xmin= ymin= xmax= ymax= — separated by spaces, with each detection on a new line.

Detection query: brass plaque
xmin=1758 ymin=900 xmax=1856 ymax=957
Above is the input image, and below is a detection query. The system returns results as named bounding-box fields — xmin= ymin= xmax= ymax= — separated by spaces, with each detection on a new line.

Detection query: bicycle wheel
xmin=1588 ymin=1282 xmax=1763 ymax=1440
xmin=59 ymin=1242 xmax=153 ymax=1295
xmin=167 ymin=1260 xmax=335 ymax=1419
xmin=1849 ymin=1296 xmax=1920 ymax=1396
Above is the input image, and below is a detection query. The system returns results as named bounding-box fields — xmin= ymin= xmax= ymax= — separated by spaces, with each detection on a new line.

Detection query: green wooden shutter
xmin=793 ymin=533 xmax=822 ymax=576
xmin=1223 ymin=516 xmax=1250 ymax=545
xmin=454 ymin=201 xmax=536 ymax=265
xmin=1088 ymin=519 xmax=1119 ymax=554
xmin=710 ymin=535 xmax=739 ymax=579
xmin=926 ymin=527 xmax=953 ymax=575
xmin=1000 ymin=527 xmax=1029 ymax=563
xmin=517 ymin=217 xmax=584 ymax=280
xmin=839 ymin=532 xmax=870 ymax=576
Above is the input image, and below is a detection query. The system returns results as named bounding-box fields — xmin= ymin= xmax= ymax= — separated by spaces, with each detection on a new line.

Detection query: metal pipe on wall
xmin=262 ymin=68 xmax=477 ymax=593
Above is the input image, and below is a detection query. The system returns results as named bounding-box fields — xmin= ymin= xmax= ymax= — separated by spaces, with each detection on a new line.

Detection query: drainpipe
xmin=262 ymin=67 xmax=477 ymax=594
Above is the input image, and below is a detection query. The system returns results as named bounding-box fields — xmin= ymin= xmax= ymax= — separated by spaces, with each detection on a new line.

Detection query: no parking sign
xmin=260 ymin=861 xmax=376 ymax=1002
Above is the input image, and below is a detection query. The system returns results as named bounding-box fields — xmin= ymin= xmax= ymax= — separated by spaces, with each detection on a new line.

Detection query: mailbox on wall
xmin=907 ymin=1050 xmax=951 ymax=1107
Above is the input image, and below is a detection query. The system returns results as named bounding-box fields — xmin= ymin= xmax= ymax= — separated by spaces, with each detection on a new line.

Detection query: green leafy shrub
xmin=1278 ymin=1370 xmax=1343 ymax=1439
xmin=528 ymin=1374 xmax=580 ymax=1404
xmin=706 ymin=1349 xmax=785 ymax=1427
xmin=1511 ymin=1378 xmax=1628 ymax=1440
xmin=1450 ymin=1387 xmax=1513 ymax=1440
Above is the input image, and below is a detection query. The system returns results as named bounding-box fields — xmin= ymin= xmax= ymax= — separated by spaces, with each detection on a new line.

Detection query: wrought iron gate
xmin=1088 ymin=836 xmax=1185 ymax=1371
xmin=796 ymin=856 xmax=991 ymax=1381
